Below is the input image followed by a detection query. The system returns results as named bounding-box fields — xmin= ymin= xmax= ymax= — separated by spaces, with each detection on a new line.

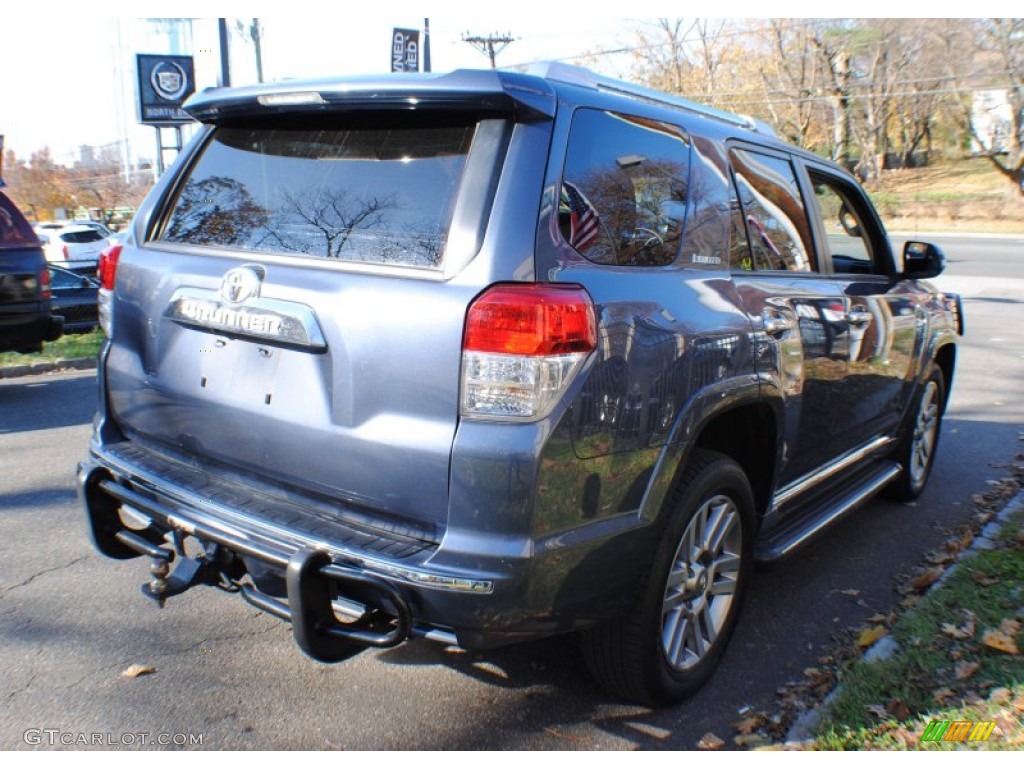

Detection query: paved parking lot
xmin=2 ymin=235 xmax=1022 ymax=749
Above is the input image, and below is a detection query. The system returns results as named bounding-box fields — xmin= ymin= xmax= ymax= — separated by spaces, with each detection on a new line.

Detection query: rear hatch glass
xmin=156 ymin=117 xmax=476 ymax=270
xmin=60 ymin=230 xmax=104 ymax=244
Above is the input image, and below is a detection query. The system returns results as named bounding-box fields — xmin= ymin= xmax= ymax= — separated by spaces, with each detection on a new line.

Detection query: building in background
xmin=971 ymin=89 xmax=1013 ymax=155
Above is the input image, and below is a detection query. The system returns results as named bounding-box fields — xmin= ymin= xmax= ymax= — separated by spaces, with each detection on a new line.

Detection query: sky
xmin=0 ymin=12 xmax=642 ymax=168
xmin=1 ymin=6 xmax=1018 ymax=170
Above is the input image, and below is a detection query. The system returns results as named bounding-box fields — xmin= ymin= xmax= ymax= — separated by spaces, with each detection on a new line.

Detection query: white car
xmin=34 ymin=224 xmax=107 ymax=275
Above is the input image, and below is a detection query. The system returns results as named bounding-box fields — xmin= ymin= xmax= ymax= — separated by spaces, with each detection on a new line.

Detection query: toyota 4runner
xmin=79 ymin=63 xmax=962 ymax=705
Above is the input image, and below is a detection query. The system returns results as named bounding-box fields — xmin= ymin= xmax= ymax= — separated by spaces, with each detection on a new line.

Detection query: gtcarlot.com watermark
xmin=24 ymin=729 xmax=203 ymax=747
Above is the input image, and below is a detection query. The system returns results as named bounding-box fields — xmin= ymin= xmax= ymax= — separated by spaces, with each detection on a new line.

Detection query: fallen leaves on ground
xmin=969 ymin=570 xmax=999 ymax=586
xmin=982 ymin=628 xmax=1020 ymax=655
xmin=954 ymin=660 xmax=980 ymax=680
xmin=857 ymin=625 xmax=887 ymax=648
xmin=1000 ymin=618 xmax=1021 ymax=636
xmin=865 ymin=704 xmax=889 ymax=719
xmin=933 ymin=688 xmax=957 ymax=704
xmin=925 ymin=549 xmax=955 ymax=565
xmin=886 ymin=697 xmax=911 ymax=720
xmin=941 ymin=610 xmax=976 ymax=639
xmin=990 ymin=687 xmax=1012 ymax=705
xmin=911 ymin=566 xmax=945 ymax=591
xmin=733 ymin=713 xmax=766 ymax=735
xmin=121 ymin=664 xmax=156 ymax=678
xmin=697 ymin=732 xmax=725 ymax=750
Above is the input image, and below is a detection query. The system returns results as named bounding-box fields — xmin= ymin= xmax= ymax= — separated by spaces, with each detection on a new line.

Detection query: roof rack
xmin=519 ymin=61 xmax=767 ymax=134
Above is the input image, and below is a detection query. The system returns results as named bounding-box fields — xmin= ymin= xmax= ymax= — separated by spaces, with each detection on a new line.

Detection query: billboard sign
xmin=391 ymin=28 xmax=420 ymax=72
xmin=137 ymin=54 xmax=196 ymax=125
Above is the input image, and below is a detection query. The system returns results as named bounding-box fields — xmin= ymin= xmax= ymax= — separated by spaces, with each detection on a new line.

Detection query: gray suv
xmin=79 ymin=63 xmax=962 ymax=705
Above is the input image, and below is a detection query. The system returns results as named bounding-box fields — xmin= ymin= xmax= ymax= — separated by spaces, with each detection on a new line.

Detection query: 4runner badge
xmin=220 ymin=265 xmax=264 ymax=305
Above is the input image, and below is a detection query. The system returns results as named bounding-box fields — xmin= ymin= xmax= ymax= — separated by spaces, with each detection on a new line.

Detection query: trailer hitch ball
xmin=148 ymin=552 xmax=173 ymax=603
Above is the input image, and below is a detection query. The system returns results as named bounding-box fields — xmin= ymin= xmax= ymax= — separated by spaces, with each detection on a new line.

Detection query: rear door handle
xmin=762 ymin=310 xmax=794 ymax=337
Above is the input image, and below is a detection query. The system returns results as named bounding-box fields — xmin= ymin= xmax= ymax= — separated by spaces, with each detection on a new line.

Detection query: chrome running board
xmin=755 ymin=461 xmax=902 ymax=563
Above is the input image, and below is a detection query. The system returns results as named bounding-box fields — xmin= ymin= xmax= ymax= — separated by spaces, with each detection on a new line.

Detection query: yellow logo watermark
xmin=920 ymin=720 xmax=996 ymax=744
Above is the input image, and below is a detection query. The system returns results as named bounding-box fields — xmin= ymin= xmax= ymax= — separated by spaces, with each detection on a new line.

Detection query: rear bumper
xmin=79 ymin=436 xmax=654 ymax=655
xmin=0 ymin=306 xmax=62 ymax=351
xmin=78 ymin=439 xmax=549 ymax=655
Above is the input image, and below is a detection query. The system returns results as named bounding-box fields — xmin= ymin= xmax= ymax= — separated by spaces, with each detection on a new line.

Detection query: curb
xmin=0 ymin=357 xmax=97 ymax=380
xmin=784 ymin=487 xmax=1024 ymax=744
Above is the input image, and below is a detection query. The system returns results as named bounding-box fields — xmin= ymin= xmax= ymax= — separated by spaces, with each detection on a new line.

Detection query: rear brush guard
xmin=81 ymin=469 xmax=412 ymax=663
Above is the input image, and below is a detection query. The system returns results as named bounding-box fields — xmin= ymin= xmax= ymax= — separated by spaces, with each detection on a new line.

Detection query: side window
xmin=729 ymin=148 xmax=815 ymax=272
xmin=560 ymin=109 xmax=690 ymax=267
xmin=808 ymin=172 xmax=877 ymax=275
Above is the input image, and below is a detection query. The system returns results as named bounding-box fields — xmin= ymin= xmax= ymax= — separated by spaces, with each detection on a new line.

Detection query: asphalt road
xmin=1 ymin=234 xmax=1022 ymax=750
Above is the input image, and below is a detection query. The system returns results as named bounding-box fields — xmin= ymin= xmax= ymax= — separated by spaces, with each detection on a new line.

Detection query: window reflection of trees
xmin=160 ymin=125 xmax=470 ymax=269
xmin=261 ymin=186 xmax=398 ymax=259
xmin=163 ymin=177 xmax=447 ymax=267
xmin=567 ymin=158 xmax=687 ymax=267
xmin=730 ymin=150 xmax=813 ymax=272
xmin=162 ymin=177 xmax=269 ymax=246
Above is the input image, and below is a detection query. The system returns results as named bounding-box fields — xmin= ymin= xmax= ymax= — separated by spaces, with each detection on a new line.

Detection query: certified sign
xmin=137 ymin=54 xmax=196 ymax=125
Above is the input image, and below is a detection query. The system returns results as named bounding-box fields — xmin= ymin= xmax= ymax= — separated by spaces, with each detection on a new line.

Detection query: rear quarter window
xmin=559 ymin=108 xmax=690 ymax=267
xmin=155 ymin=118 xmax=477 ymax=270
xmin=0 ymin=193 xmax=40 ymax=248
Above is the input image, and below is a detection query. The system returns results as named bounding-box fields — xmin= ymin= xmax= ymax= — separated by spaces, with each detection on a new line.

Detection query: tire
xmin=582 ymin=449 xmax=754 ymax=706
xmin=885 ymin=365 xmax=945 ymax=501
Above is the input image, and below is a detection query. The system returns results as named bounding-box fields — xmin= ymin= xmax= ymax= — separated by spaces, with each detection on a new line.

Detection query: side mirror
xmin=902 ymin=241 xmax=945 ymax=279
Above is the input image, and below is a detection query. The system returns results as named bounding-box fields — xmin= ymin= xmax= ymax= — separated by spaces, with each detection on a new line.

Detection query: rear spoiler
xmin=184 ymin=69 xmax=557 ymax=123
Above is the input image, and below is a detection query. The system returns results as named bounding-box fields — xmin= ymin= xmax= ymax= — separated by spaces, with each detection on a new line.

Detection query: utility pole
xmin=251 ymin=18 xmax=264 ymax=83
xmin=462 ymin=32 xmax=515 ymax=69
xmin=218 ymin=18 xmax=231 ymax=87
xmin=423 ymin=18 xmax=431 ymax=73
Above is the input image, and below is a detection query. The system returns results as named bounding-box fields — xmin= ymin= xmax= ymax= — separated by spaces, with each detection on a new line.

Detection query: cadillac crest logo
xmin=220 ymin=265 xmax=264 ymax=305
xmin=150 ymin=60 xmax=189 ymax=102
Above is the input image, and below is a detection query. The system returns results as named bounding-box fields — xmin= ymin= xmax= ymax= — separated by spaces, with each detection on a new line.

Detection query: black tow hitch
xmin=114 ymin=530 xmax=225 ymax=608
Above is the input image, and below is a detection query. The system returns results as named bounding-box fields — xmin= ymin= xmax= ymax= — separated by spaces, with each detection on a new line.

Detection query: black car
xmin=49 ymin=265 xmax=99 ymax=333
xmin=0 ymin=191 xmax=63 ymax=353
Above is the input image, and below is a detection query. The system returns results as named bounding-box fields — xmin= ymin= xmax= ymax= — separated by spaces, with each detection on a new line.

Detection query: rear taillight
xmin=98 ymin=243 xmax=122 ymax=291
xmin=97 ymin=243 xmax=122 ymax=335
xmin=39 ymin=268 xmax=52 ymax=300
xmin=62 ymin=244 xmax=70 ymax=262
xmin=461 ymin=284 xmax=596 ymax=420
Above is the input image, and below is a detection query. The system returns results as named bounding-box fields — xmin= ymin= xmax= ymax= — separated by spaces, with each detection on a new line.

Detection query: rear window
xmin=156 ymin=119 xmax=476 ymax=270
xmin=0 ymin=193 xmax=40 ymax=248
xmin=60 ymin=230 xmax=104 ymax=244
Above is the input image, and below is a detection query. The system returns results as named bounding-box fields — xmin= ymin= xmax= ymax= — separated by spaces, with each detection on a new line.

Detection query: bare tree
xmin=757 ymin=20 xmax=829 ymax=151
xmin=70 ymin=146 xmax=149 ymax=227
xmin=1 ymin=147 xmax=77 ymax=220
xmin=958 ymin=19 xmax=1024 ymax=199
